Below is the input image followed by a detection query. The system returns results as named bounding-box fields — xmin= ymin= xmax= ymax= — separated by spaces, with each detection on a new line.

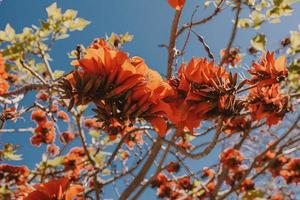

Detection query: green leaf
xmin=120 ymin=33 xmax=134 ymax=44
xmin=3 ymin=151 xmax=22 ymax=161
xmin=48 ymin=156 xmax=65 ymax=167
xmin=251 ymin=33 xmax=266 ymax=52
xmin=0 ymin=185 xmax=11 ymax=196
xmin=93 ymin=152 xmax=105 ymax=165
xmin=0 ymin=30 xmax=8 ymax=41
xmin=288 ymin=31 xmax=300 ymax=54
xmin=3 ymin=144 xmax=22 ymax=161
xmin=238 ymin=18 xmax=252 ymax=28
xmin=242 ymin=189 xmax=264 ymax=200
xmin=250 ymin=11 xmax=265 ymax=29
xmin=46 ymin=2 xmax=62 ymax=19
xmin=56 ymin=33 xmax=70 ymax=40
xmin=89 ymin=130 xmax=100 ymax=138
xmin=255 ymin=0 xmax=270 ymax=10
xmin=5 ymin=24 xmax=16 ymax=41
xmin=69 ymin=18 xmax=90 ymax=31
xmin=63 ymin=9 xmax=78 ymax=20
xmin=53 ymin=70 xmax=65 ymax=79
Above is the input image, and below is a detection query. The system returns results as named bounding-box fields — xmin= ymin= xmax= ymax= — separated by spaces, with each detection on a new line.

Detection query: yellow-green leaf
xmin=251 ymin=33 xmax=266 ymax=52
xmin=69 ymin=18 xmax=90 ymax=31
xmin=5 ymin=24 xmax=16 ymax=41
xmin=48 ymin=156 xmax=65 ymax=167
xmin=4 ymin=151 xmax=22 ymax=161
xmin=238 ymin=19 xmax=252 ymax=28
xmin=46 ymin=2 xmax=62 ymax=19
xmin=89 ymin=130 xmax=100 ymax=138
xmin=63 ymin=9 xmax=78 ymax=20
xmin=250 ymin=11 xmax=265 ymax=29
xmin=120 ymin=33 xmax=134 ymax=44
xmin=288 ymin=31 xmax=300 ymax=54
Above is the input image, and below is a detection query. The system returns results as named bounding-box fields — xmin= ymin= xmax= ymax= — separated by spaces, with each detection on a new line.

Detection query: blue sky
xmin=0 ymin=0 xmax=300 ymax=199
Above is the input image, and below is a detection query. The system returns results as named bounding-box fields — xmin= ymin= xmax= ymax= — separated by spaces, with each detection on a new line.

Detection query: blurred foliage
xmin=0 ymin=2 xmax=90 ymax=81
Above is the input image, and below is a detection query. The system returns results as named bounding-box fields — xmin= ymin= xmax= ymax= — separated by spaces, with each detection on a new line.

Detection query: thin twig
xmin=176 ymin=0 xmax=224 ymax=37
xmin=220 ymin=1 xmax=242 ymax=66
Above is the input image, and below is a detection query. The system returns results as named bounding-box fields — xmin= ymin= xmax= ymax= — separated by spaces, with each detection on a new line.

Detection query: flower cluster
xmin=281 ymin=158 xmax=300 ymax=184
xmin=0 ymin=164 xmax=29 ymax=186
xmin=165 ymin=51 xmax=290 ymax=134
xmin=60 ymin=39 xmax=172 ymax=137
xmin=24 ymin=178 xmax=84 ymax=200
xmin=220 ymin=148 xmax=244 ymax=170
xmin=63 ymin=147 xmax=92 ymax=180
xmin=167 ymin=58 xmax=244 ymax=133
xmin=150 ymin=172 xmax=216 ymax=199
xmin=220 ymin=48 xmax=241 ymax=67
xmin=248 ymin=52 xmax=288 ymax=88
xmin=255 ymin=151 xmax=300 ymax=184
xmin=30 ymin=110 xmax=55 ymax=146
xmin=0 ymin=53 xmax=9 ymax=95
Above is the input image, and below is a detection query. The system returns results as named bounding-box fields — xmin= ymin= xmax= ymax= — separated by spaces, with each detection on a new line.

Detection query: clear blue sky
xmin=0 ymin=0 xmax=299 ymax=199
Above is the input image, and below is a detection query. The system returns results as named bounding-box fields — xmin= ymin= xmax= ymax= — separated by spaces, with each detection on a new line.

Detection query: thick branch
xmin=167 ymin=10 xmax=182 ymax=78
xmin=119 ymin=137 xmax=162 ymax=200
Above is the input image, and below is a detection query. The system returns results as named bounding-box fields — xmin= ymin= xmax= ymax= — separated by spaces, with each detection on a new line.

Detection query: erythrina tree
xmin=0 ymin=0 xmax=300 ymax=199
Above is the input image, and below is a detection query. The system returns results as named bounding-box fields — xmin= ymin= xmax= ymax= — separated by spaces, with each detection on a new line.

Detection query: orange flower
xmin=24 ymin=178 xmax=84 ymax=200
xmin=36 ymin=92 xmax=49 ymax=101
xmin=0 ymin=53 xmax=9 ymax=95
xmin=47 ymin=144 xmax=59 ymax=156
xmin=31 ymin=121 xmax=55 ymax=146
xmin=248 ymin=51 xmax=287 ymax=87
xmin=84 ymin=118 xmax=102 ymax=129
xmin=57 ymin=110 xmax=69 ymax=122
xmin=248 ymin=84 xmax=290 ymax=126
xmin=60 ymin=131 xmax=76 ymax=144
xmin=225 ymin=166 xmax=247 ymax=186
xmin=31 ymin=109 xmax=47 ymax=125
xmin=166 ymin=58 xmax=231 ymax=132
xmin=50 ymin=105 xmax=58 ymax=113
xmin=240 ymin=179 xmax=255 ymax=192
xmin=64 ymin=39 xmax=172 ymax=137
xmin=63 ymin=147 xmax=92 ymax=179
xmin=202 ymin=167 xmax=215 ymax=178
xmin=269 ymin=155 xmax=288 ymax=177
xmin=0 ymin=78 xmax=9 ymax=95
xmin=223 ymin=116 xmax=250 ymax=134
xmin=166 ymin=162 xmax=180 ymax=173
xmin=220 ymin=48 xmax=241 ymax=67
xmin=168 ymin=0 xmax=186 ymax=10
xmin=0 ymin=164 xmax=29 ymax=186
xmin=281 ymin=158 xmax=300 ymax=184
xmin=220 ymin=148 xmax=244 ymax=170
xmin=0 ymin=53 xmax=8 ymax=79
xmin=124 ymin=129 xmax=144 ymax=149
xmin=270 ymin=193 xmax=285 ymax=200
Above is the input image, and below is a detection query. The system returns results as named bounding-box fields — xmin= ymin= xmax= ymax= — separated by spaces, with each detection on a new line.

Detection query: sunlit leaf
xmin=251 ymin=33 xmax=266 ymax=52
xmin=69 ymin=18 xmax=90 ymax=31
xmin=250 ymin=11 xmax=265 ymax=29
xmin=238 ymin=18 xmax=252 ymax=28
xmin=4 ymin=151 xmax=22 ymax=161
xmin=288 ymin=31 xmax=300 ymax=54
xmin=242 ymin=189 xmax=264 ymax=200
xmin=48 ymin=156 xmax=65 ymax=167
xmin=63 ymin=9 xmax=78 ymax=20
xmin=46 ymin=2 xmax=62 ymax=19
